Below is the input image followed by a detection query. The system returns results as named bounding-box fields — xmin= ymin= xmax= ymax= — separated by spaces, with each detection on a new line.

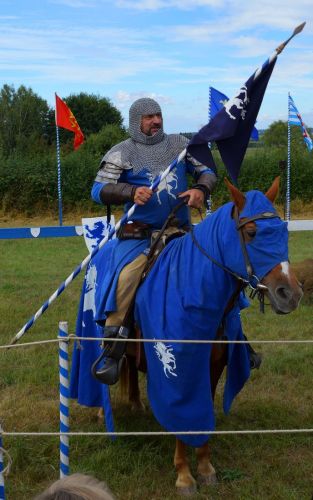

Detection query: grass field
xmin=0 ymin=224 xmax=312 ymax=499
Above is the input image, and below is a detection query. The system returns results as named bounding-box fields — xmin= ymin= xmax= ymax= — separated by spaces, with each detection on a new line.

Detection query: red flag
xmin=55 ymin=93 xmax=84 ymax=149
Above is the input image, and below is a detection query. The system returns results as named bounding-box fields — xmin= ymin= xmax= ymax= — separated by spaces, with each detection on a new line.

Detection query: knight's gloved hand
xmin=178 ymin=188 xmax=204 ymax=209
xmin=134 ymin=186 xmax=153 ymax=205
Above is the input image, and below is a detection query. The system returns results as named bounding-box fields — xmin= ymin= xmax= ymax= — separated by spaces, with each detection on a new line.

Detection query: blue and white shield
xmin=82 ymin=216 xmax=115 ymax=253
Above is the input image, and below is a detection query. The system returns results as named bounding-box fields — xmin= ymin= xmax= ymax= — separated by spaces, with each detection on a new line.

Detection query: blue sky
xmin=1 ymin=0 xmax=312 ymax=133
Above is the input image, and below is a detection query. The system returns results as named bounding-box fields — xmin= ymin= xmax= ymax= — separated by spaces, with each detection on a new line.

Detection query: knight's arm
xmin=92 ymin=159 xmax=136 ymax=205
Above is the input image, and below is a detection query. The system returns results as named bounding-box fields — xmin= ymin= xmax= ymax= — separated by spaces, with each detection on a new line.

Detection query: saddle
xmin=142 ymin=222 xmax=188 ymax=280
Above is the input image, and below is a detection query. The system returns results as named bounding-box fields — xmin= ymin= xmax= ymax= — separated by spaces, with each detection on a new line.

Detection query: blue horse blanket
xmin=135 ymin=191 xmax=288 ymax=447
xmin=71 ymin=190 xmax=289 ymax=446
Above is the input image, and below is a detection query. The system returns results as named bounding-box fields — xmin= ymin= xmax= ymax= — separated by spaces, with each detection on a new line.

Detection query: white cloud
xmin=116 ymin=0 xmax=222 ymax=10
xmin=1 ymin=0 xmax=312 ymax=131
xmin=115 ymin=90 xmax=173 ymax=108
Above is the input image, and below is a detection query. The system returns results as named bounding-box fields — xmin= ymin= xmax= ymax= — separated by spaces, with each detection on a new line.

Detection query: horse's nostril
xmin=276 ymin=286 xmax=291 ymax=301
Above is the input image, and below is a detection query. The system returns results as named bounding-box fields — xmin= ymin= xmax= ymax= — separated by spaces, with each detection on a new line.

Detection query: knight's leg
xmin=93 ymin=254 xmax=147 ymax=385
xmin=105 ymin=253 xmax=148 ymax=326
xmin=174 ymin=439 xmax=196 ymax=494
xmin=196 ymin=441 xmax=217 ymax=485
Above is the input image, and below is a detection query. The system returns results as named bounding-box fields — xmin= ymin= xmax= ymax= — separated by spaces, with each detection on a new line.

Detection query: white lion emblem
xmin=83 ymin=264 xmax=97 ymax=316
xmin=224 ymin=85 xmax=249 ymax=120
xmin=154 ymin=342 xmax=177 ymax=378
xmin=148 ymin=170 xmax=178 ymax=205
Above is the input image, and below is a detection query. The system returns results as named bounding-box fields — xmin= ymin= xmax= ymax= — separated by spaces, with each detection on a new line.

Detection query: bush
xmin=0 ymin=124 xmax=128 ymax=214
xmin=0 ymin=130 xmax=312 ymax=215
xmin=212 ymin=144 xmax=313 ymax=206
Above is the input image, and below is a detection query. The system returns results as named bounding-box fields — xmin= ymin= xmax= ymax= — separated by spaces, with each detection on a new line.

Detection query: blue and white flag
xmin=187 ymin=57 xmax=277 ymax=182
xmin=288 ymin=95 xmax=313 ymax=152
xmin=210 ymin=87 xmax=259 ymax=141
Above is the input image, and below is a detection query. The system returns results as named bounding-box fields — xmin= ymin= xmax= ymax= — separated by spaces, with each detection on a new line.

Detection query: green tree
xmin=262 ymin=120 xmax=305 ymax=148
xmin=63 ymin=92 xmax=124 ymax=137
xmin=0 ymin=84 xmax=52 ymax=157
xmin=262 ymin=120 xmax=288 ymax=147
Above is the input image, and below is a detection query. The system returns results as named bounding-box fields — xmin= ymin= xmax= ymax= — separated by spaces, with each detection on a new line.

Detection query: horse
xmin=70 ymin=177 xmax=303 ymax=496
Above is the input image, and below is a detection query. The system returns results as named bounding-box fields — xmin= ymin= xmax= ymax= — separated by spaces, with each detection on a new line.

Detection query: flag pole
xmin=206 ymin=87 xmax=212 ymax=216
xmin=286 ymin=92 xmax=291 ymax=221
xmin=55 ymin=93 xmax=63 ymax=226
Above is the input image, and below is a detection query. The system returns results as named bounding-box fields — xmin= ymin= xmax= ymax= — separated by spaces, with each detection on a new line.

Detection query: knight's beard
xmin=148 ymin=126 xmax=161 ymax=136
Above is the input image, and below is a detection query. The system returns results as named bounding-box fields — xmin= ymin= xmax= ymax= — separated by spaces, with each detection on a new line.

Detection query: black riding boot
xmin=91 ymin=325 xmax=130 ymax=385
xmin=244 ymin=334 xmax=262 ymax=370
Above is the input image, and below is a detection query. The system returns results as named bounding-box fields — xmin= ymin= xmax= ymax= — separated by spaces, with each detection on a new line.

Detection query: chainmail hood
xmin=129 ymin=97 xmax=164 ymax=145
xmin=102 ymin=97 xmax=189 ymax=176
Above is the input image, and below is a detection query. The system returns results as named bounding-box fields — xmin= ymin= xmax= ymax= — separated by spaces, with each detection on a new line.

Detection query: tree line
xmin=0 ymin=84 xmax=312 ymax=215
xmin=0 ymin=84 xmax=124 ymax=157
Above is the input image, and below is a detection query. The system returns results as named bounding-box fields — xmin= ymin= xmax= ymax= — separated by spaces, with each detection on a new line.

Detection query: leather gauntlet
xmin=100 ymin=182 xmax=136 ymax=205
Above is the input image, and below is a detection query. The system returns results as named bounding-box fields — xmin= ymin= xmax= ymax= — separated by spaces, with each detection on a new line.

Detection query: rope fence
xmin=1 ymin=336 xmax=313 ymax=351
xmin=0 ymin=321 xmax=312 ymax=498
xmin=2 ymin=429 xmax=313 ymax=437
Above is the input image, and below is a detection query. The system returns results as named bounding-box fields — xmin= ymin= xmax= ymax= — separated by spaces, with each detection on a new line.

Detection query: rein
xmin=190 ymin=205 xmax=279 ymax=311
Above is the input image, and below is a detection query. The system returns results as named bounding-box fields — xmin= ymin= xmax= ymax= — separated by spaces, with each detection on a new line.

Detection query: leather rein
xmin=190 ymin=205 xmax=279 ymax=311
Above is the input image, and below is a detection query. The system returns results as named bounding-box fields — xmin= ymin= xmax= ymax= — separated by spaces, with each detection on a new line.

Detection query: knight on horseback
xmin=90 ymin=97 xmax=217 ymax=384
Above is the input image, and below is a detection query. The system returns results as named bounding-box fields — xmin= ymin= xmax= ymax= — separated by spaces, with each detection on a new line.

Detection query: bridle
xmin=190 ymin=205 xmax=279 ymax=310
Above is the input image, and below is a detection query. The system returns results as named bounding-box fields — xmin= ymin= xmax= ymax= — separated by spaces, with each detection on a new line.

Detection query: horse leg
xmin=174 ymin=439 xmax=197 ymax=495
xmin=210 ymin=341 xmax=228 ymax=400
xmin=192 ymin=340 xmax=227 ymax=485
xmin=196 ymin=441 xmax=217 ymax=485
xmin=127 ymin=355 xmax=145 ymax=411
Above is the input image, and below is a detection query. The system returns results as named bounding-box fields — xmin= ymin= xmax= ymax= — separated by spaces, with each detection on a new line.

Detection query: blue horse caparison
xmin=134 ymin=189 xmax=289 ymax=447
xmin=70 ymin=178 xmax=303 ymax=493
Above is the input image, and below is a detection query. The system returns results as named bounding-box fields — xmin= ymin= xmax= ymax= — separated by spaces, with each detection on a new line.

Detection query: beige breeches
xmin=105 ymin=253 xmax=148 ymax=326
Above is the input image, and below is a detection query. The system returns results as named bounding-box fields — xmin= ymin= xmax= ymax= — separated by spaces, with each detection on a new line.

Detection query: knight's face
xmin=140 ymin=113 xmax=163 ymax=136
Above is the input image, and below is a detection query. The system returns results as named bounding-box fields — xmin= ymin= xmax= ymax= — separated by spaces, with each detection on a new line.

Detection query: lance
xmin=252 ymin=22 xmax=305 ymax=81
xmin=10 ymin=22 xmax=306 ymax=345
xmin=10 ymin=148 xmax=187 ymax=345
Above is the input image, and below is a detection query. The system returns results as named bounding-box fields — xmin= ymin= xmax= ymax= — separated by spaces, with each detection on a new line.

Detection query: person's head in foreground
xmin=34 ymin=473 xmax=115 ymax=500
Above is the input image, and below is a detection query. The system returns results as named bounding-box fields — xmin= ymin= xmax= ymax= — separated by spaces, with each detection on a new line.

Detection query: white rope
xmin=1 ymin=336 xmax=313 ymax=350
xmin=2 ymin=429 xmax=313 ymax=437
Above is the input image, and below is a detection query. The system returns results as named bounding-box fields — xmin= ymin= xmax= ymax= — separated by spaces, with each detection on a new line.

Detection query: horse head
xmin=225 ymin=176 xmax=303 ymax=314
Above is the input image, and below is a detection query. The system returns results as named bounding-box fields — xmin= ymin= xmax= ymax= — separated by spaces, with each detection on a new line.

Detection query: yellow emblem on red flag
xmin=55 ymin=94 xmax=84 ymax=149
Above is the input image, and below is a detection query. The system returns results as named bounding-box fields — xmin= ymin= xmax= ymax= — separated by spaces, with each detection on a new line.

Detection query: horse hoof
xmin=97 ymin=408 xmax=104 ymax=422
xmin=197 ymin=472 xmax=218 ymax=485
xmin=176 ymin=485 xmax=197 ymax=496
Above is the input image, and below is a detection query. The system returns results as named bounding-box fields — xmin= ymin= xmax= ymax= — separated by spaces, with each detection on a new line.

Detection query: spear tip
xmin=276 ymin=21 xmax=306 ymax=54
xmin=294 ymin=21 xmax=306 ymax=35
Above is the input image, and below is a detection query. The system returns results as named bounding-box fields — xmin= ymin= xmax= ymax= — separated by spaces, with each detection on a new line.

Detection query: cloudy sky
xmin=1 ymin=0 xmax=312 ymax=132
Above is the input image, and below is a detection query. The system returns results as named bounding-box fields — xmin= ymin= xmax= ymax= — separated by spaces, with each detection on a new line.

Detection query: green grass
xmin=0 ymin=232 xmax=313 ymax=499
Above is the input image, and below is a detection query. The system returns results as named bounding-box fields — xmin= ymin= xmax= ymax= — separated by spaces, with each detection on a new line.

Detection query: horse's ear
xmin=265 ymin=176 xmax=280 ymax=203
xmin=224 ymin=178 xmax=246 ymax=211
